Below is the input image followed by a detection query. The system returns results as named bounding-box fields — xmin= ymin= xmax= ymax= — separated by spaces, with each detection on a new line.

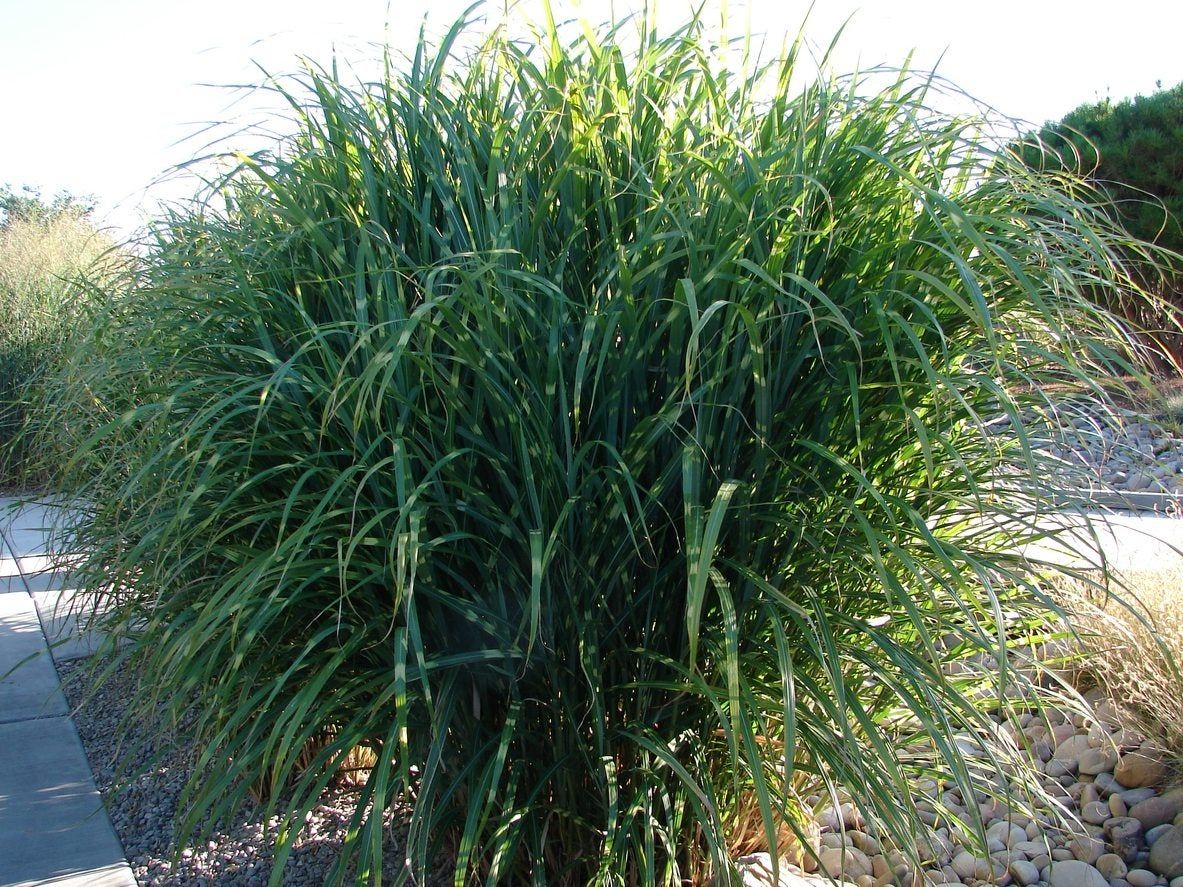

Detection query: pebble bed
xmin=737 ymin=690 xmax=1183 ymax=887
xmin=59 ymin=658 xmax=451 ymax=887
xmin=59 ymin=408 xmax=1183 ymax=887
xmin=997 ymin=404 xmax=1183 ymax=502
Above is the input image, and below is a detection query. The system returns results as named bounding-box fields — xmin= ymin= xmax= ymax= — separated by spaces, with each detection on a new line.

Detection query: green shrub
xmin=0 ymin=192 xmax=113 ymax=487
xmin=45 ymin=11 xmax=1159 ymax=885
xmin=1019 ymin=84 xmax=1183 ymax=367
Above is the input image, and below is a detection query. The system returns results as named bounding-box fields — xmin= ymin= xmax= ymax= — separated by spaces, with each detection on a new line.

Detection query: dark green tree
xmin=1019 ymin=83 xmax=1183 ymax=366
xmin=0 ymin=184 xmax=95 ymax=230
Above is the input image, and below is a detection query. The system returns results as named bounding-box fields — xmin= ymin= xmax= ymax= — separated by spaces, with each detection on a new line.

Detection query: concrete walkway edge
xmin=0 ymin=499 xmax=135 ymax=887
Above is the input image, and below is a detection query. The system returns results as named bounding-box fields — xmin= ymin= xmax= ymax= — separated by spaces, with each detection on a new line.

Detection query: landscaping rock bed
xmin=59 ymin=658 xmax=451 ymax=887
xmin=994 ymin=404 xmax=1183 ymax=506
xmin=737 ymin=680 xmax=1183 ymax=887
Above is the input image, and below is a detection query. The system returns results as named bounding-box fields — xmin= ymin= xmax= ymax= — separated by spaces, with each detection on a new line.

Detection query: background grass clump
xmin=1051 ymin=566 xmax=1183 ymax=766
xmin=39 ymin=9 xmax=1168 ymax=885
xmin=0 ymin=185 xmax=114 ymax=487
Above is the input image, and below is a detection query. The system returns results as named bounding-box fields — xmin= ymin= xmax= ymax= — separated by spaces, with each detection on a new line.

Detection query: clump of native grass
xmin=1051 ymin=567 xmax=1183 ymax=766
xmin=0 ymin=201 xmax=117 ymax=486
xmin=34 ymin=6 xmax=1172 ymax=885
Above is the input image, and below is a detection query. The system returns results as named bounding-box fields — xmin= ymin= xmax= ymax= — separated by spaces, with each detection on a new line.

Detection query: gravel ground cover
xmin=60 ymin=657 xmax=451 ymax=887
xmin=736 ymin=686 xmax=1183 ymax=887
xmin=997 ymin=403 xmax=1183 ymax=503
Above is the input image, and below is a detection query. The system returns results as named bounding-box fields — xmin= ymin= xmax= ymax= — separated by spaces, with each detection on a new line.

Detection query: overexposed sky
xmin=2 ymin=0 xmax=1181 ymax=237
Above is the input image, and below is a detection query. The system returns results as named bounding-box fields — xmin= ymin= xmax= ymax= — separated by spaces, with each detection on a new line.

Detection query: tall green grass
xmin=39 ymin=8 xmax=1164 ymax=885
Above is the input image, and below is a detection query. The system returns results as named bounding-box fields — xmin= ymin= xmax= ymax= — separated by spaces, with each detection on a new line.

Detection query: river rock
xmin=1107 ymin=817 xmax=1146 ymax=862
xmin=1097 ymin=853 xmax=1129 ymax=880
xmin=1131 ymin=796 xmax=1182 ymax=830
xmin=1082 ymin=800 xmax=1111 ymax=825
xmin=1009 ymin=858 xmax=1040 ymax=885
xmin=817 ymin=846 xmax=872 ymax=880
xmin=1126 ymin=868 xmax=1159 ymax=887
xmin=1149 ymin=826 xmax=1183 ymax=879
xmin=1046 ymin=858 xmax=1109 ymax=887
xmin=737 ymin=853 xmax=861 ymax=887
xmin=1116 ymin=748 xmax=1167 ymax=788
xmin=1070 ymin=832 xmax=1106 ymax=864
xmin=1078 ymin=746 xmax=1120 ymax=775
xmin=1053 ymin=734 xmax=1093 ymax=764
xmin=951 ymin=850 xmax=980 ymax=881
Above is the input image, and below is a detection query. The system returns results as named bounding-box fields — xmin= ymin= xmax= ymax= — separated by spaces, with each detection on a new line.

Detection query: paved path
xmin=1022 ymin=509 xmax=1183 ymax=572
xmin=0 ymin=498 xmax=134 ymax=887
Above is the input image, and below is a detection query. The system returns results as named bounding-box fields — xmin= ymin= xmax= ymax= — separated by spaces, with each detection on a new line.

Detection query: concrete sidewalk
xmin=1021 ymin=508 xmax=1183 ymax=573
xmin=0 ymin=497 xmax=134 ymax=887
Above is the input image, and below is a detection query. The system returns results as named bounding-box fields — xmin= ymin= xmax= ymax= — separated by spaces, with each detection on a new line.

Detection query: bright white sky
xmin=2 ymin=0 xmax=1181 ymax=238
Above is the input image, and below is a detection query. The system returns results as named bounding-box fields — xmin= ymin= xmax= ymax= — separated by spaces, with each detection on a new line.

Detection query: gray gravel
xmin=59 ymin=657 xmax=450 ymax=886
xmin=996 ymin=403 xmax=1183 ymax=503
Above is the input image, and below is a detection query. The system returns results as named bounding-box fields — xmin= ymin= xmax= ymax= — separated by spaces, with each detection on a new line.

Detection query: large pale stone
xmin=1046 ymin=859 xmax=1108 ymax=887
xmin=1077 ymin=745 xmax=1119 ymax=775
xmin=1052 ymin=734 xmax=1092 ymax=763
xmin=817 ymin=846 xmax=872 ymax=881
xmin=1149 ymin=826 xmax=1183 ymax=879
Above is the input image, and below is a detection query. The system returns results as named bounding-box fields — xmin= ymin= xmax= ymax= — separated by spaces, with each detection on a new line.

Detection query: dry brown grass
xmin=1050 ymin=566 xmax=1183 ymax=769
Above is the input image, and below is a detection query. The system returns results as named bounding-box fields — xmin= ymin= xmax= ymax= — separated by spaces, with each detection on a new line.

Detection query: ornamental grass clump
xmin=40 ymin=8 xmax=1166 ymax=885
xmin=0 ymin=198 xmax=114 ymax=485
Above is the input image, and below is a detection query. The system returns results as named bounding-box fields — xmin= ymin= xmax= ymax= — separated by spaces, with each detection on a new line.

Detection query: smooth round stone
xmin=1123 ymin=788 xmax=1161 ymax=806
xmin=1046 ymin=759 xmax=1077 ymax=778
xmin=950 ymin=850 xmax=981 ymax=881
xmin=1149 ymin=826 xmax=1183 ymax=879
xmin=986 ymin=820 xmax=1027 ymax=848
xmin=1015 ymin=840 xmax=1049 ymax=858
xmin=848 ymin=831 xmax=880 ymax=856
xmin=1046 ymin=859 xmax=1109 ymax=887
xmin=1053 ymin=734 xmax=1092 ymax=763
xmin=1131 ymin=797 xmax=1183 ymax=830
xmin=1116 ymin=748 xmax=1167 ymax=789
xmin=1097 ymin=853 xmax=1129 ymax=880
xmin=1126 ymin=869 xmax=1158 ymax=887
xmin=1070 ymin=833 xmax=1107 ymax=865
xmin=871 ymin=855 xmax=889 ymax=879
xmin=1009 ymin=858 xmax=1040 ymax=886
xmin=1096 ymin=772 xmax=1123 ymax=796
xmin=1078 ymin=746 xmax=1120 ymax=775
xmin=818 ymin=846 xmax=873 ymax=880
xmin=1150 ymin=824 xmax=1176 ymax=846
xmin=1083 ymin=800 xmax=1112 ymax=825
